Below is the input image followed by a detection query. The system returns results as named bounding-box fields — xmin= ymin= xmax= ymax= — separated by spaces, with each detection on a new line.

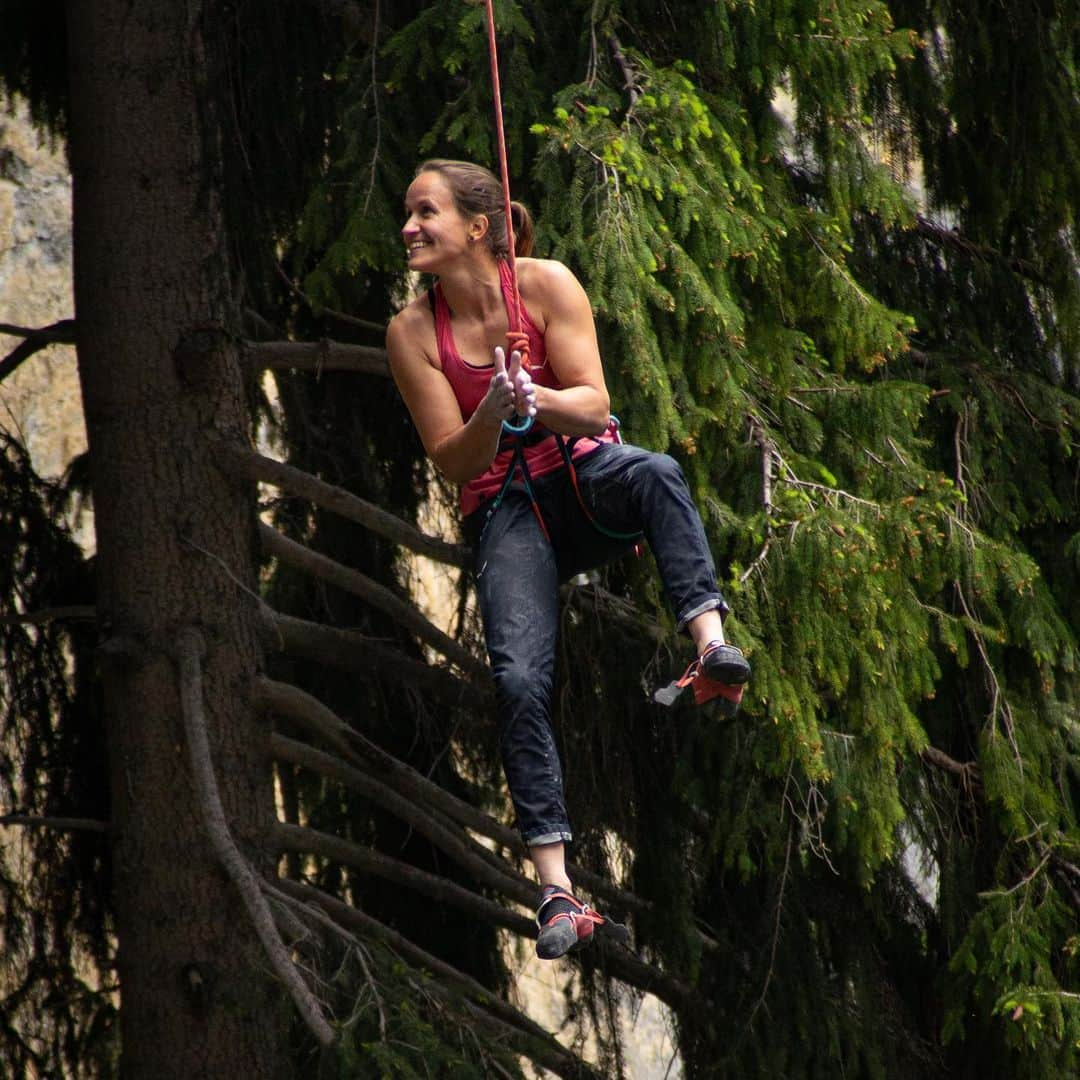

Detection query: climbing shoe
xmin=697 ymin=640 xmax=751 ymax=716
xmin=535 ymin=886 xmax=630 ymax=960
xmin=653 ymin=641 xmax=751 ymax=715
xmin=700 ymin=641 xmax=752 ymax=686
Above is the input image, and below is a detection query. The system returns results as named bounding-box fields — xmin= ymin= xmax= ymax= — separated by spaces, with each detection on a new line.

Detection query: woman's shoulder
xmin=386 ymin=291 xmax=439 ymax=369
xmin=517 ymin=257 xmax=583 ymax=302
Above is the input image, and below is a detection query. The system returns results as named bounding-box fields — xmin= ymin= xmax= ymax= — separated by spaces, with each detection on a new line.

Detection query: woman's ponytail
xmin=510 ymin=201 xmax=534 ymax=258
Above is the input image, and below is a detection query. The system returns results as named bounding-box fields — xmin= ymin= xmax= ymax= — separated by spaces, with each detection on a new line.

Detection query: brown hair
xmin=415 ymin=158 xmax=534 ymax=258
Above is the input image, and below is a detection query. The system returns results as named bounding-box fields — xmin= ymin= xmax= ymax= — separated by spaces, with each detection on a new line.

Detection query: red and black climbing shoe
xmin=653 ymin=641 xmax=751 ymax=716
xmin=535 ymin=886 xmax=630 ymax=960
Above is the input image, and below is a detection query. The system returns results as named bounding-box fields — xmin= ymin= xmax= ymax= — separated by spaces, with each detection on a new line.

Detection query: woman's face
xmin=402 ymin=171 xmax=481 ymax=272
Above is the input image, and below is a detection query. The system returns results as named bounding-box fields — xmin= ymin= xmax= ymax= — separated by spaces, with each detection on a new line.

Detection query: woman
xmin=386 ymin=159 xmax=750 ymax=960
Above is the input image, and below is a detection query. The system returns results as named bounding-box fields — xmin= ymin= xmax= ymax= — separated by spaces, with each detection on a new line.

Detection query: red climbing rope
xmin=482 ymin=0 xmax=530 ymax=369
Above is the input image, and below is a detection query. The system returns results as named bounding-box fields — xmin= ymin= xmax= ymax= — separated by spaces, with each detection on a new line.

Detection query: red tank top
xmin=434 ymin=260 xmax=613 ymax=516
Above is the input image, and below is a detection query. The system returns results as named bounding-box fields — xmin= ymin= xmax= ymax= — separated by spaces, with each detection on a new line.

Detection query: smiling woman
xmin=385 ymin=158 xmax=751 ymax=960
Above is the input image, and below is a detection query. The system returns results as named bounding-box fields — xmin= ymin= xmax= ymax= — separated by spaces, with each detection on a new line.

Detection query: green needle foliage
xmin=298 ymin=1 xmax=1079 ymax=1074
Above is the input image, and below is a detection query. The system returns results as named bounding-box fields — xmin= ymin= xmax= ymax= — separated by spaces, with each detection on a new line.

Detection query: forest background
xmin=1 ymin=1 xmax=1078 ymax=1077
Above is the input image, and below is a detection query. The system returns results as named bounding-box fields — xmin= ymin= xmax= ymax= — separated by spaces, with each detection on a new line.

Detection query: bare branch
xmin=273 ymin=822 xmax=697 ymax=1012
xmin=0 ymin=319 xmax=77 ymax=385
xmin=0 ymin=813 xmax=108 ymax=834
xmin=746 ymin=822 xmax=793 ymax=1026
xmin=218 ymin=442 xmax=468 ymax=568
xmin=0 ymin=605 xmax=96 ymax=626
xmin=259 ymin=523 xmax=486 ymax=680
xmin=271 ymin=878 xmax=601 ymax=1080
xmin=271 ymin=733 xmax=536 ymax=906
xmin=255 ymin=678 xmax=648 ymax=921
xmin=243 ymin=340 xmax=389 ymax=377
xmin=914 ymin=215 xmax=1048 ymax=285
xmin=921 ymin=745 xmax=979 ymax=788
xmin=742 ymin=416 xmax=776 ymax=583
xmin=174 ymin=628 xmax=335 ymax=1048
xmin=256 ymin=605 xmax=489 ymax=710
xmin=608 ymin=35 xmax=642 ymax=107
xmin=273 ymin=820 xmax=535 ymax=938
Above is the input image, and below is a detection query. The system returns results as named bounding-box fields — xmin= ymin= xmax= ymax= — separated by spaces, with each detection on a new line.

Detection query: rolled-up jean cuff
xmin=523 ymin=828 xmax=573 ymax=847
xmin=676 ymin=596 xmax=728 ymax=633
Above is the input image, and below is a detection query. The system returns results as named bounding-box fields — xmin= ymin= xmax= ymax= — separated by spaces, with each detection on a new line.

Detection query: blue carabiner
xmin=502 ymin=414 xmax=535 ymax=436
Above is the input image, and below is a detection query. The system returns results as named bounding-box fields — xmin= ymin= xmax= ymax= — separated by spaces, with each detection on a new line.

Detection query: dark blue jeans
xmin=464 ymin=442 xmax=727 ymax=845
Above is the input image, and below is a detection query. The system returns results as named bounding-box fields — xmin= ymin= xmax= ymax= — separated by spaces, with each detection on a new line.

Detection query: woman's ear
xmin=469 ymin=214 xmax=490 ymax=244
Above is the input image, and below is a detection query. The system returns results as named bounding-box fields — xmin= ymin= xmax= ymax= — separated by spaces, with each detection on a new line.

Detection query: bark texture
xmin=66 ymin=2 xmax=286 ymax=1075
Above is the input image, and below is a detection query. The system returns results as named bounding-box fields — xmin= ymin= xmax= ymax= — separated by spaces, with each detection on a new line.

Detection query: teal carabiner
xmin=502 ymin=413 xmax=534 ymax=436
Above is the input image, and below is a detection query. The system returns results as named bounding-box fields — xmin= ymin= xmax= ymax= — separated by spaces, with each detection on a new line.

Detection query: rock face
xmin=0 ymin=94 xmax=84 ymax=481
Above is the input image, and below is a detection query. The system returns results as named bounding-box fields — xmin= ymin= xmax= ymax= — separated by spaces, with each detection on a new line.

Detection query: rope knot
xmin=505 ymin=329 xmax=531 ymax=371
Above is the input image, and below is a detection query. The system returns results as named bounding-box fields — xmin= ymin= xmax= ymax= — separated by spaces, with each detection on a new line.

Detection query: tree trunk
xmin=66 ymin=2 xmax=287 ymax=1075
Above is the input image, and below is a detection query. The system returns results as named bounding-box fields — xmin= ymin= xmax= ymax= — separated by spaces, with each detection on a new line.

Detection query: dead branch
xmin=608 ymin=35 xmax=642 ymax=106
xmin=271 ymin=878 xmax=600 ymax=1080
xmin=255 ymin=678 xmax=647 ymax=920
xmin=273 ymin=820 xmax=697 ymax=1013
xmin=914 ymin=216 xmax=1048 ymax=285
xmin=272 ymin=820 xmax=535 ymax=938
xmin=741 ymin=416 xmax=776 ymax=583
xmin=218 ymin=443 xmax=468 ymax=568
xmin=0 ymin=319 xmax=76 ymax=385
xmin=921 ymin=745 xmax=980 ymax=788
xmin=174 ymin=628 xmax=336 ymax=1048
xmin=0 ymin=605 xmax=96 ymax=626
xmin=0 ymin=813 xmax=108 ymax=833
xmin=258 ymin=523 xmax=486 ymax=680
xmin=243 ymin=339 xmax=389 ymax=377
xmin=256 ymin=604 xmax=489 ymax=710
xmin=562 ymin=580 xmax=665 ymax=643
xmin=271 ymin=733 xmax=537 ymax=906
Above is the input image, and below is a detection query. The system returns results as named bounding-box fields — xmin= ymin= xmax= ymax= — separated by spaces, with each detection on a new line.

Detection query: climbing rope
xmin=482 ymin=0 xmax=530 ymax=373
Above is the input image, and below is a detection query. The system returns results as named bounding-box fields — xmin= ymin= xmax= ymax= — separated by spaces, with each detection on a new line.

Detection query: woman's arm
xmin=386 ymin=309 xmax=517 ymax=484
xmin=523 ymin=260 xmax=611 ymax=436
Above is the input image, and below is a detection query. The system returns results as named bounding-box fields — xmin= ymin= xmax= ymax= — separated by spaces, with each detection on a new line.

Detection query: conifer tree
xmin=1 ymin=0 xmax=1077 ymax=1076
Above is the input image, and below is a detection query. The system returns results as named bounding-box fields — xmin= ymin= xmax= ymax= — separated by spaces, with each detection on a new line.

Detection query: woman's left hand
xmin=505 ymin=349 xmax=537 ymax=419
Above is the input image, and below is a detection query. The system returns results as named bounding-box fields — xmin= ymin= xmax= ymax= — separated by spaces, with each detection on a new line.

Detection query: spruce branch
xmin=173 ymin=628 xmax=336 ymax=1048
xmin=256 ymin=605 xmax=488 ymax=709
xmin=773 ymin=449 xmax=882 ymax=513
xmin=273 ymin=820 xmax=535 ymax=938
xmin=271 ymin=879 xmax=601 ymax=1080
xmin=951 ymin=580 xmax=1022 ymax=768
xmin=977 ymin=849 xmax=1052 ymax=901
xmin=1046 ymin=851 xmax=1080 ymax=914
xmin=258 ymin=522 xmax=486 ymax=679
xmin=218 ymin=442 xmax=468 ymax=568
xmin=256 ymin=677 xmax=654 ymax=922
xmin=274 ymin=822 xmax=697 ymax=1012
xmin=271 ymin=257 xmax=389 ymax=335
xmin=270 ymin=733 xmax=538 ymax=907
